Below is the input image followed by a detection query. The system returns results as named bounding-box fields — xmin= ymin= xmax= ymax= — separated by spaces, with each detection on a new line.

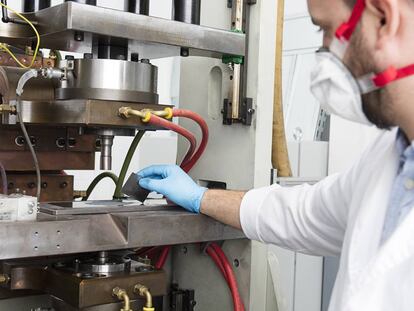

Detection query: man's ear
xmin=365 ymin=0 xmax=400 ymax=49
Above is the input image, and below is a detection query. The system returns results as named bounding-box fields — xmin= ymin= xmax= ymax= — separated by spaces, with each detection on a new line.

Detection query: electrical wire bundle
xmin=0 ymin=1 xmax=41 ymax=68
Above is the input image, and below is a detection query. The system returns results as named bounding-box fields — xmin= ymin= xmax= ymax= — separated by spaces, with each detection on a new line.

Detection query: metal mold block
xmin=15 ymin=100 xmax=165 ymax=129
xmin=0 ymin=205 xmax=244 ymax=260
xmin=0 ymin=2 xmax=245 ymax=58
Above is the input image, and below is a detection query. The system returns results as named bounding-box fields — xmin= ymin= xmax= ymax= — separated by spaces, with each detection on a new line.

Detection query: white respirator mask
xmin=310 ymin=0 xmax=414 ymax=125
xmin=310 ymin=51 xmax=371 ymax=125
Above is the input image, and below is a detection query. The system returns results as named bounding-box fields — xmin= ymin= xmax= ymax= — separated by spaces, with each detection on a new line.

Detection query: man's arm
xmin=200 ymin=190 xmax=245 ymax=229
xmin=137 ymin=165 xmax=245 ymax=229
xmin=138 ymin=164 xmax=352 ymax=256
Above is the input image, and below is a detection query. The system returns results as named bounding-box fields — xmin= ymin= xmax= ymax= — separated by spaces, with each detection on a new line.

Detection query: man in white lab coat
xmin=138 ymin=0 xmax=414 ymax=309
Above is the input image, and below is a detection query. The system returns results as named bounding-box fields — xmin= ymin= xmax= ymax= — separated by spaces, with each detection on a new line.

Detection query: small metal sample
xmin=122 ymin=173 xmax=150 ymax=203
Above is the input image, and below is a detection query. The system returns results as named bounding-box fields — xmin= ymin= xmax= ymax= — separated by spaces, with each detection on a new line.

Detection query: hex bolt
xmin=56 ymin=137 xmax=66 ymax=148
xmin=68 ymin=137 xmax=77 ymax=148
xmin=131 ymin=53 xmax=139 ymax=62
xmin=15 ymin=136 xmax=25 ymax=146
xmin=74 ymin=31 xmax=84 ymax=41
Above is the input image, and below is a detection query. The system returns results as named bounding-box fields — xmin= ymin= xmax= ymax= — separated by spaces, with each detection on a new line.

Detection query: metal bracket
xmin=170 ymin=284 xmax=196 ymax=311
xmin=222 ymin=98 xmax=255 ymax=126
xmin=240 ymin=97 xmax=254 ymax=125
xmin=247 ymin=0 xmax=257 ymax=4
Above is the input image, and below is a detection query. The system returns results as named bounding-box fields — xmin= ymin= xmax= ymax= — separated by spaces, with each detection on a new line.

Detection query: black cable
xmin=0 ymin=161 xmax=7 ymax=195
xmin=16 ymin=96 xmax=41 ymax=202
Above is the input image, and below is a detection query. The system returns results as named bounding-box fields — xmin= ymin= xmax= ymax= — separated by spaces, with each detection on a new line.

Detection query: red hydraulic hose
xmin=155 ymin=245 xmax=171 ymax=270
xmin=206 ymin=245 xmax=228 ymax=280
xmin=210 ymin=243 xmax=245 ymax=311
xmin=147 ymin=114 xmax=197 ymax=168
xmin=148 ymin=113 xmax=203 ymax=269
xmin=136 ymin=246 xmax=159 ymax=257
xmin=172 ymin=109 xmax=209 ymax=173
xmin=152 ymin=111 xmax=209 ymax=282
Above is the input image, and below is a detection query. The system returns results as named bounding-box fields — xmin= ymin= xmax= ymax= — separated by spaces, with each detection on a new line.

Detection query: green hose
xmin=113 ymin=130 xmax=146 ymax=199
xmin=82 ymin=172 xmax=119 ymax=201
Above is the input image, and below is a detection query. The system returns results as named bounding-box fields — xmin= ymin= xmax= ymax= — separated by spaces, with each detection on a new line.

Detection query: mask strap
xmin=356 ymin=65 xmax=414 ymax=94
xmin=335 ymin=0 xmax=366 ymax=42
xmin=374 ymin=65 xmax=414 ymax=87
xmin=331 ymin=0 xmax=366 ymax=58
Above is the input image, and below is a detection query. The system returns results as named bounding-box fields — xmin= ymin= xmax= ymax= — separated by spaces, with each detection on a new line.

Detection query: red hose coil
xmin=209 ymin=243 xmax=245 ymax=311
xmin=147 ymin=114 xmax=196 ymax=168
xmin=149 ymin=111 xmax=243 ymax=311
xmin=172 ymin=109 xmax=209 ymax=173
xmin=206 ymin=244 xmax=228 ymax=280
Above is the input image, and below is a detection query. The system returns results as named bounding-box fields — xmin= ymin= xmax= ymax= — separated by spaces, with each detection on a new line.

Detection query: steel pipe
xmin=22 ymin=0 xmax=51 ymax=12
xmin=172 ymin=0 xmax=201 ymax=25
xmin=100 ymin=135 xmax=114 ymax=171
xmin=125 ymin=0 xmax=150 ymax=15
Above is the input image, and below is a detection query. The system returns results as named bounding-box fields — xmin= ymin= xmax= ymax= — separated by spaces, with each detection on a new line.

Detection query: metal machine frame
xmin=0 ymin=0 xmax=282 ymax=310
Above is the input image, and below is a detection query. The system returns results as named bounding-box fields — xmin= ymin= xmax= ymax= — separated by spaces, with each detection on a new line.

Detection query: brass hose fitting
xmin=0 ymin=274 xmax=10 ymax=284
xmin=152 ymin=107 xmax=173 ymax=119
xmin=119 ymin=107 xmax=134 ymax=119
xmin=0 ymin=104 xmax=16 ymax=114
xmin=134 ymin=284 xmax=154 ymax=311
xmin=112 ymin=287 xmax=132 ymax=311
xmin=119 ymin=107 xmax=173 ymax=122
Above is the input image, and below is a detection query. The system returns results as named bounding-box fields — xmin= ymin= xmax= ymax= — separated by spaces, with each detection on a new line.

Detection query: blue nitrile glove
xmin=137 ymin=165 xmax=208 ymax=213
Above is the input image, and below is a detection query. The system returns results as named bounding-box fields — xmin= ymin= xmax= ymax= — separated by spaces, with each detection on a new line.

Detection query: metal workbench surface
xmin=0 ymin=203 xmax=245 ymax=260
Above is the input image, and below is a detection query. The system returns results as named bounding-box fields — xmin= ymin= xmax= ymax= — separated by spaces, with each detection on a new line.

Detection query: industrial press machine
xmin=0 ymin=0 xmax=276 ymax=310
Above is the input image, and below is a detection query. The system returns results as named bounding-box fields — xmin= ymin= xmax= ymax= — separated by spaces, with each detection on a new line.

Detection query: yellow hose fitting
xmin=112 ymin=287 xmax=132 ymax=311
xmin=142 ymin=111 xmax=152 ymax=123
xmin=134 ymin=284 xmax=154 ymax=310
xmin=164 ymin=107 xmax=173 ymax=119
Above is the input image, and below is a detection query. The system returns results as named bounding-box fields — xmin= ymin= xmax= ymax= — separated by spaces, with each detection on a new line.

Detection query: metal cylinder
xmin=64 ymin=0 xmax=97 ymax=5
xmin=125 ymin=0 xmax=150 ymax=15
xmin=100 ymin=135 xmax=114 ymax=170
xmin=172 ymin=0 xmax=201 ymax=25
xmin=55 ymin=58 xmax=158 ymax=104
xmin=22 ymin=0 xmax=51 ymax=12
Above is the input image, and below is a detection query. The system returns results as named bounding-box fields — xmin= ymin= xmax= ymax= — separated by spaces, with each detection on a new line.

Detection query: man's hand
xmin=137 ymin=165 xmax=207 ymax=213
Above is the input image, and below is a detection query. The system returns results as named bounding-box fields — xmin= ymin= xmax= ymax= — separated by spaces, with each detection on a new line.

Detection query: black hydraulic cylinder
xmin=172 ymin=0 xmax=201 ymax=25
xmin=23 ymin=0 xmax=51 ymax=12
xmin=125 ymin=0 xmax=150 ymax=15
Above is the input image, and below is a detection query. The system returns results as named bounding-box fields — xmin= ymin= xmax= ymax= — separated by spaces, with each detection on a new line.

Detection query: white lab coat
xmin=240 ymin=127 xmax=414 ymax=311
